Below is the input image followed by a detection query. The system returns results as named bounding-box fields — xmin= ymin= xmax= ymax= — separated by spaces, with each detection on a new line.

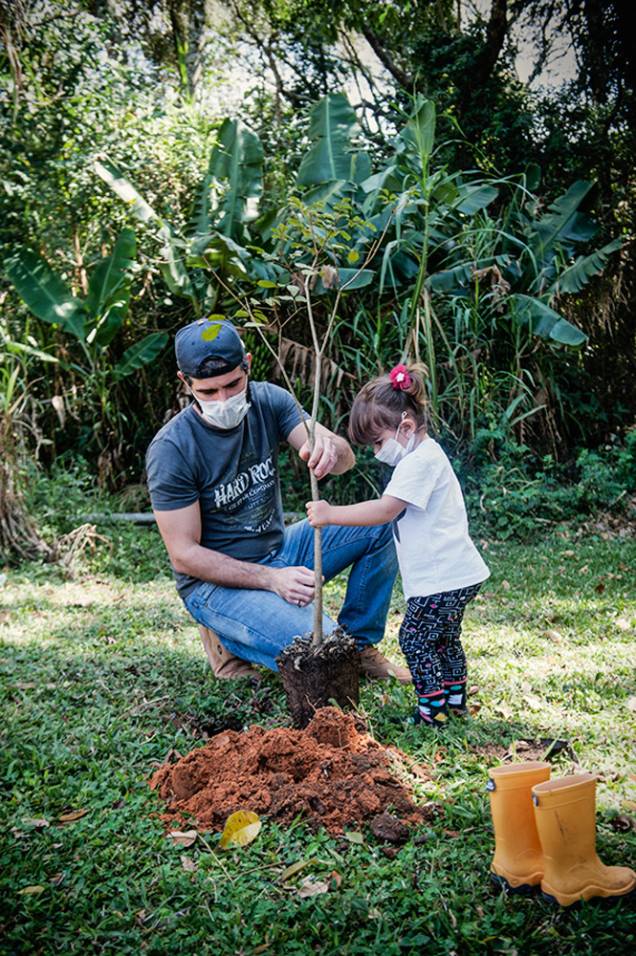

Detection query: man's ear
xmin=244 ymin=352 xmax=252 ymax=372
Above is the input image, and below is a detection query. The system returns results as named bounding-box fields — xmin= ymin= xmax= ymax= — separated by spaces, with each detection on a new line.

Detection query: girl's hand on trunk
xmin=306 ymin=500 xmax=332 ymax=527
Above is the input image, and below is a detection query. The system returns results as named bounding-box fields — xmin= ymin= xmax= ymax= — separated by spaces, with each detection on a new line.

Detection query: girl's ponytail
xmin=349 ymin=361 xmax=429 ymax=445
xmin=402 ymin=363 xmax=428 ymax=408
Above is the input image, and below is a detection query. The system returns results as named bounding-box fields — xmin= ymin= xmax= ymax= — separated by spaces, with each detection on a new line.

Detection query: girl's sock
xmin=444 ymin=678 xmax=467 ymax=715
xmin=415 ymin=688 xmax=448 ymax=726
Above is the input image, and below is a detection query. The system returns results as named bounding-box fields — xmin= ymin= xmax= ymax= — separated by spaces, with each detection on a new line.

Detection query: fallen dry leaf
xmin=501 ymin=580 xmax=511 ymax=591
xmin=297 ymin=876 xmax=330 ymax=898
xmin=562 ymin=550 xmax=575 ymax=558
xmin=219 ymin=810 xmax=261 ymax=849
xmin=180 ymin=854 xmax=197 ymax=872
xmin=594 ymin=581 xmax=606 ymax=594
xmin=579 ymin=564 xmax=589 ymax=574
xmin=330 ymin=870 xmax=342 ymax=889
xmin=18 ymin=885 xmax=45 ymax=896
xmin=543 ymin=629 xmax=563 ymax=642
xmin=58 ymin=809 xmax=89 ymax=823
xmin=23 ymin=818 xmax=49 ymax=829
xmin=167 ymin=829 xmax=198 ymax=848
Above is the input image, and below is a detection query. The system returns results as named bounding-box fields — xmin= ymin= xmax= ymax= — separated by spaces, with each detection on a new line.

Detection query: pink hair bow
xmin=389 ymin=364 xmax=412 ymax=390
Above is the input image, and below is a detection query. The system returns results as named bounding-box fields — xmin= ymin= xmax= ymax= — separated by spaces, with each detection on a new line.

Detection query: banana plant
xmin=5 ymin=228 xmax=167 ymax=451
xmin=424 ymin=177 xmax=622 ymax=347
xmin=94 ymin=118 xmax=265 ymax=314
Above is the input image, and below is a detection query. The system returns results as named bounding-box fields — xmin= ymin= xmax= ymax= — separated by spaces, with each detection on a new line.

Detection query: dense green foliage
xmin=1 ymin=0 xmax=635 ymax=546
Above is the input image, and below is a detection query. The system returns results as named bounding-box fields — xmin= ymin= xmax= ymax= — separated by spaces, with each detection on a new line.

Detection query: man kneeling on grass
xmin=145 ymin=317 xmax=408 ymax=683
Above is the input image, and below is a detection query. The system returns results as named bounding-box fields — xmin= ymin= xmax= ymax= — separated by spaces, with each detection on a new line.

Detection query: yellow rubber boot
xmin=532 ymin=773 xmax=636 ymax=906
xmin=487 ymin=761 xmax=551 ymax=892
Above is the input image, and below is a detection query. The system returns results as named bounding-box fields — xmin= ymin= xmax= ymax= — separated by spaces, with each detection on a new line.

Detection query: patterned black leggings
xmin=398 ymin=584 xmax=481 ymax=693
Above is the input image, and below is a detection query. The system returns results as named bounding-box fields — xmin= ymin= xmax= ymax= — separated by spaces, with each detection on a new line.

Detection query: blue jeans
xmin=184 ymin=519 xmax=398 ymax=671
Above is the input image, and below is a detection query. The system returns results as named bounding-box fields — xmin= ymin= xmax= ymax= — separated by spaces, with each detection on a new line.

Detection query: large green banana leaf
xmin=297 ymin=94 xmax=359 ymax=186
xmin=159 ymin=225 xmax=195 ymax=299
xmin=209 ymin=118 xmax=263 ymax=240
xmin=510 ymin=294 xmax=587 ymax=346
xmin=113 ymin=331 xmax=169 ymax=379
xmin=94 ymin=159 xmax=195 ymax=301
xmin=85 ymin=228 xmax=136 ymax=321
xmin=531 ymin=181 xmax=594 ymax=257
xmin=94 ymin=160 xmax=157 ymax=222
xmin=454 ymin=184 xmax=499 ymax=215
xmin=404 ymin=99 xmax=436 ymax=170
xmin=5 ymin=249 xmax=86 ymax=341
xmin=550 ymin=237 xmax=622 ymax=295
xmin=89 ymin=287 xmax=131 ymax=349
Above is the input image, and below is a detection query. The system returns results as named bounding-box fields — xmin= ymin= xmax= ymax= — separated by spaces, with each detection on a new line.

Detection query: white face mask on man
xmin=197 ymin=386 xmax=251 ymax=430
xmin=374 ymin=419 xmax=416 ymax=467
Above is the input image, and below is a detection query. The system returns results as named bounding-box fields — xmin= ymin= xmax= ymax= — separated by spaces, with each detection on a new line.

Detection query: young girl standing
xmin=306 ymin=363 xmax=489 ymax=727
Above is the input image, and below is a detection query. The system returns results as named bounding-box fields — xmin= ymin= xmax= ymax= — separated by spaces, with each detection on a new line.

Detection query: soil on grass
xmin=149 ymin=707 xmax=433 ymax=836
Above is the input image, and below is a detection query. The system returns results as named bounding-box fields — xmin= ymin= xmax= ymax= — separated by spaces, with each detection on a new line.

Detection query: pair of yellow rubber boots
xmin=487 ymin=761 xmax=635 ymax=906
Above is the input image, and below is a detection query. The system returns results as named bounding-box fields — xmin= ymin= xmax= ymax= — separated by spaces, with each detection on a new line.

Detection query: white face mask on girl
xmin=197 ymin=387 xmax=251 ymax=429
xmin=374 ymin=423 xmax=416 ymax=467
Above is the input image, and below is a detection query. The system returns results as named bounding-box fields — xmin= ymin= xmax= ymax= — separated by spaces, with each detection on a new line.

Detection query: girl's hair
xmin=348 ymin=363 xmax=428 ymax=446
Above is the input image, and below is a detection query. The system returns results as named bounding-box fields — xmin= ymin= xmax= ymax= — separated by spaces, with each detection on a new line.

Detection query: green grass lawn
xmin=1 ymin=525 xmax=635 ymax=955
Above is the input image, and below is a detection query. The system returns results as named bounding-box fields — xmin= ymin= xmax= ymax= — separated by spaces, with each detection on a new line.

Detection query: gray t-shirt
xmin=146 ymin=381 xmax=308 ymax=599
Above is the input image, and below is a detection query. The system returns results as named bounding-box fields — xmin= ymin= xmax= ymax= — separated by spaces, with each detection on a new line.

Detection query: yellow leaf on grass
xmin=19 ymin=885 xmax=45 ymax=895
xmin=219 ymin=811 xmax=261 ymax=849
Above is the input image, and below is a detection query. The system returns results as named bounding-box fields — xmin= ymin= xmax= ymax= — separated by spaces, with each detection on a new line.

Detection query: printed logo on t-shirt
xmin=213 ymin=455 xmax=276 ymax=508
xmin=211 ymin=453 xmax=278 ymax=535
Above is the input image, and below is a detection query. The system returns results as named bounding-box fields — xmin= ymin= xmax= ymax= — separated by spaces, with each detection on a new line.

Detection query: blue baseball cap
xmin=175 ymin=318 xmax=247 ymax=378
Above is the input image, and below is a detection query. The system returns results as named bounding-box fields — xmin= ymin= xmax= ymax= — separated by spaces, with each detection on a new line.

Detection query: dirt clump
xmin=149 ymin=706 xmax=431 ymax=836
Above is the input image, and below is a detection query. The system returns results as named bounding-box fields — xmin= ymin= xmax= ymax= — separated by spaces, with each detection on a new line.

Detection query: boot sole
xmin=541 ymin=880 xmax=636 ymax=907
xmin=490 ymin=873 xmax=539 ymax=896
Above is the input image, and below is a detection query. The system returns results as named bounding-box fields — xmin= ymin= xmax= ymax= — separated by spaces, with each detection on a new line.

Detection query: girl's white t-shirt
xmin=383 ymin=437 xmax=490 ymax=600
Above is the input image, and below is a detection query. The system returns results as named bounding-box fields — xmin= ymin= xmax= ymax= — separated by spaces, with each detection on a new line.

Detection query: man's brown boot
xmin=359 ymin=646 xmax=412 ymax=684
xmin=198 ymin=626 xmax=260 ymax=680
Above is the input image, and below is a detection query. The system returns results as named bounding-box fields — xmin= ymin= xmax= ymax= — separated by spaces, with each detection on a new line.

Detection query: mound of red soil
xmin=149 ymin=707 xmax=432 ymax=836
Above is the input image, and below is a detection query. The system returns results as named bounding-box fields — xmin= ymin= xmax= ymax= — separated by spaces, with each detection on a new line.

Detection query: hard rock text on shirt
xmin=213 ymin=455 xmax=276 ymax=509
